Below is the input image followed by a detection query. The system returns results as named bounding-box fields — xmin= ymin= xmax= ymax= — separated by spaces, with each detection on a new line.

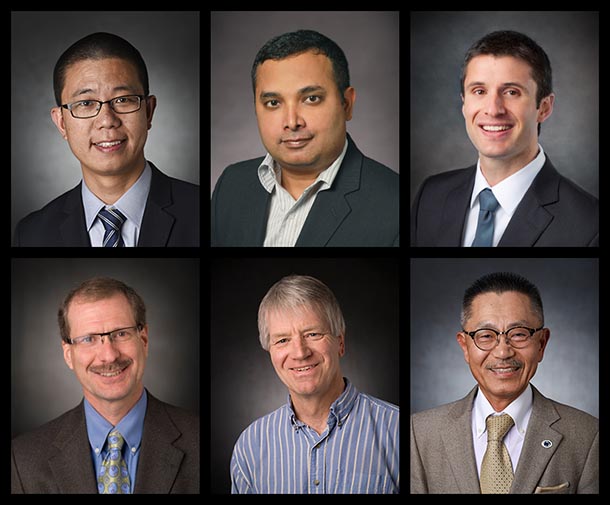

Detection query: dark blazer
xmin=11 ymin=392 xmax=200 ymax=494
xmin=211 ymin=135 xmax=399 ymax=246
xmin=410 ymin=385 xmax=599 ymax=494
xmin=13 ymin=163 xmax=199 ymax=247
xmin=410 ymin=158 xmax=598 ymax=247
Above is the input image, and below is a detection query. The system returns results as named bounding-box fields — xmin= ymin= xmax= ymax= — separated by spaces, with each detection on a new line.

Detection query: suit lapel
xmin=48 ymin=403 xmax=97 ymax=493
xmin=134 ymin=394 xmax=185 ymax=493
xmin=295 ymin=136 xmax=360 ymax=246
xmin=435 ymin=169 xmax=474 ymax=246
xmin=511 ymin=386 xmax=563 ymax=494
xmin=138 ymin=164 xmax=176 ymax=246
xmin=499 ymin=159 xmax=559 ymax=246
xmin=440 ymin=387 xmax=482 ymax=493
xmin=59 ymin=184 xmax=91 ymax=246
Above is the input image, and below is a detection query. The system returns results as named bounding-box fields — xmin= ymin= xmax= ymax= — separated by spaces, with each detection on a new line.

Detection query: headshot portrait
xmin=410 ymin=11 xmax=599 ymax=247
xmin=211 ymin=257 xmax=400 ymax=493
xmin=410 ymin=258 xmax=599 ymax=494
xmin=11 ymin=11 xmax=200 ymax=247
xmin=11 ymin=258 xmax=200 ymax=493
xmin=211 ymin=11 xmax=399 ymax=247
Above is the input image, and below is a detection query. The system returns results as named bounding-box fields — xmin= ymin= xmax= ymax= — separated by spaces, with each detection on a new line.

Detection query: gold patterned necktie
xmin=480 ymin=413 xmax=515 ymax=494
xmin=97 ymin=430 xmax=131 ymax=494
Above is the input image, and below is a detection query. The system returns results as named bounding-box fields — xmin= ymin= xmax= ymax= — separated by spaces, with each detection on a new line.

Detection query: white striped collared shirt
xmin=230 ymin=378 xmax=400 ymax=494
xmin=258 ymin=140 xmax=348 ymax=247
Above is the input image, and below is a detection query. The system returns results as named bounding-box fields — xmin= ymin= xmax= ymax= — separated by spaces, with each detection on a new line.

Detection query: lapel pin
xmin=541 ymin=440 xmax=552 ymax=448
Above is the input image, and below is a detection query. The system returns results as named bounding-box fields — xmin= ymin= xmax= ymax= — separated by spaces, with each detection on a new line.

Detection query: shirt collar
xmin=473 ymin=384 xmax=533 ymax=440
xmin=257 ymin=138 xmax=349 ymax=195
xmin=82 ymin=161 xmax=152 ymax=231
xmin=470 ymin=145 xmax=546 ymax=215
xmin=84 ymin=389 xmax=148 ymax=453
xmin=287 ymin=377 xmax=358 ymax=431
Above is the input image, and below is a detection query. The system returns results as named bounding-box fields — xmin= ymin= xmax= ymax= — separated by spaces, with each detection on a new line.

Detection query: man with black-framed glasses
xmin=11 ymin=277 xmax=200 ymax=493
xmin=410 ymin=272 xmax=598 ymax=494
xmin=13 ymin=32 xmax=199 ymax=247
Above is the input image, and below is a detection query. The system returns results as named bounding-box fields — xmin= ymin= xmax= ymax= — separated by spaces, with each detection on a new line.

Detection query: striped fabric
xmin=98 ymin=207 xmax=126 ymax=247
xmin=230 ymin=378 xmax=399 ymax=494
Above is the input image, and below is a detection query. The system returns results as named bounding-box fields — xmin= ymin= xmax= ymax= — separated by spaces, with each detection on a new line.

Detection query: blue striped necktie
xmin=98 ymin=208 xmax=126 ymax=247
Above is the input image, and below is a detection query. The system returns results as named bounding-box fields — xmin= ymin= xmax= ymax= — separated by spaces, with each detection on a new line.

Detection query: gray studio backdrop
xmin=11 ymin=11 xmax=200 ymax=238
xmin=411 ymin=258 xmax=598 ymax=418
xmin=410 ymin=11 xmax=599 ymax=205
xmin=11 ymin=258 xmax=200 ymax=438
xmin=211 ymin=257 xmax=400 ymax=494
xmin=211 ymin=11 xmax=400 ymax=195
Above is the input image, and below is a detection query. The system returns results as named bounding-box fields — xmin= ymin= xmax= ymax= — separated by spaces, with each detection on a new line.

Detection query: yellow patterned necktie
xmin=98 ymin=430 xmax=131 ymax=494
xmin=480 ymin=413 xmax=514 ymax=494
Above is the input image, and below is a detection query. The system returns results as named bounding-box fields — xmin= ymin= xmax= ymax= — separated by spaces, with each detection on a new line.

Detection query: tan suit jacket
xmin=11 ymin=392 xmax=199 ymax=494
xmin=410 ymin=385 xmax=598 ymax=494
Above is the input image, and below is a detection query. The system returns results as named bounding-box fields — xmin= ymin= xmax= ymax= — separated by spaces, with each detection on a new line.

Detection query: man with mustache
xmin=411 ymin=30 xmax=598 ymax=247
xmin=211 ymin=29 xmax=399 ymax=247
xmin=11 ymin=277 xmax=199 ymax=493
xmin=410 ymin=272 xmax=598 ymax=493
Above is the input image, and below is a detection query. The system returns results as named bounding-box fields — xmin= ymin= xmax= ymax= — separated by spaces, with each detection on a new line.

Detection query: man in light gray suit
xmin=410 ymin=272 xmax=598 ymax=494
xmin=11 ymin=277 xmax=199 ymax=493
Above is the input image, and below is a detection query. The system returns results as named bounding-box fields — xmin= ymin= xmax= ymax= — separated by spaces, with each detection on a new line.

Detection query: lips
xmin=281 ymin=137 xmax=313 ymax=148
xmin=290 ymin=363 xmax=318 ymax=373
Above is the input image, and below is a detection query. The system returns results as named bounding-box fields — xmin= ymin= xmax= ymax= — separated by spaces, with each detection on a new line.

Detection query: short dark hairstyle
xmin=461 ymin=272 xmax=544 ymax=327
xmin=461 ymin=30 xmax=553 ymax=108
xmin=58 ymin=277 xmax=147 ymax=343
xmin=53 ymin=32 xmax=149 ymax=107
xmin=251 ymin=29 xmax=350 ymax=98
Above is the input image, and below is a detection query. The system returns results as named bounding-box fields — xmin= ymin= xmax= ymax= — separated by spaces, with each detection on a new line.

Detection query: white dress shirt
xmin=258 ymin=139 xmax=348 ymax=247
xmin=82 ymin=161 xmax=152 ymax=247
xmin=472 ymin=385 xmax=533 ymax=477
xmin=462 ymin=146 xmax=546 ymax=247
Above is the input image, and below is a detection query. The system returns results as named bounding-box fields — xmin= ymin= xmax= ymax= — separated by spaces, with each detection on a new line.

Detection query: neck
xmin=85 ymin=385 xmax=143 ymax=426
xmin=83 ymin=159 xmax=146 ymax=205
xmin=290 ymin=376 xmax=345 ymax=435
xmin=479 ymin=143 xmax=539 ymax=186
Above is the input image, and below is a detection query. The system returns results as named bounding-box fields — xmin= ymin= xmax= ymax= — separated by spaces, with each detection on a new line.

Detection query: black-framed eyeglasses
xmin=65 ymin=324 xmax=143 ymax=347
xmin=61 ymin=95 xmax=147 ymax=119
xmin=462 ymin=325 xmax=544 ymax=351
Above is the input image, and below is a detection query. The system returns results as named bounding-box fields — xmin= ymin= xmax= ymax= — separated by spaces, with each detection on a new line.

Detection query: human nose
xmin=485 ymin=91 xmax=506 ymax=116
xmin=492 ymin=333 xmax=515 ymax=358
xmin=283 ymin=103 xmax=305 ymax=131
xmin=96 ymin=334 xmax=121 ymax=361
xmin=289 ymin=336 xmax=312 ymax=360
xmin=95 ymin=101 xmax=121 ymax=127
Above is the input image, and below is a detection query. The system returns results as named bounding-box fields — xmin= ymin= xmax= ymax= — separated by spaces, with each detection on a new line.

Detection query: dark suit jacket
xmin=410 ymin=158 xmax=598 ymax=246
xmin=11 ymin=392 xmax=200 ymax=494
xmin=211 ymin=135 xmax=399 ymax=246
xmin=13 ymin=163 xmax=199 ymax=247
xmin=410 ymin=385 xmax=599 ymax=494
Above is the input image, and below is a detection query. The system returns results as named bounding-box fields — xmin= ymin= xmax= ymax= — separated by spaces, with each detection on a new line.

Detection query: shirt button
xmin=313 ymin=479 xmax=320 ymax=486
xmin=94 ymin=448 xmax=100 ymax=454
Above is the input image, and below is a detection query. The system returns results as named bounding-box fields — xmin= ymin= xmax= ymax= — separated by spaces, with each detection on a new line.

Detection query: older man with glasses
xmin=13 ymin=32 xmax=199 ymax=247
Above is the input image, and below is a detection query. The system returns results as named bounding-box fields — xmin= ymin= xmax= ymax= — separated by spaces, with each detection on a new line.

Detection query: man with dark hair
xmin=11 ymin=277 xmax=200 ymax=493
xmin=14 ymin=32 xmax=199 ymax=247
xmin=411 ymin=30 xmax=598 ymax=247
xmin=212 ymin=30 xmax=399 ymax=247
xmin=231 ymin=275 xmax=399 ymax=493
xmin=410 ymin=272 xmax=598 ymax=494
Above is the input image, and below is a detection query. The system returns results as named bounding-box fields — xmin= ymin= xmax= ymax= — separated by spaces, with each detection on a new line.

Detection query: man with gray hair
xmin=230 ymin=274 xmax=399 ymax=493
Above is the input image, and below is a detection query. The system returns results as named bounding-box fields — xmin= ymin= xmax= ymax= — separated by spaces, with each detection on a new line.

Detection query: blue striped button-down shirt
xmin=230 ymin=378 xmax=399 ymax=494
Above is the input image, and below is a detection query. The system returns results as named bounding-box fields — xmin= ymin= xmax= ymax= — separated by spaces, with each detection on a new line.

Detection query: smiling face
xmin=51 ymin=57 xmax=156 ymax=180
xmin=266 ymin=304 xmax=345 ymax=404
xmin=457 ymin=291 xmax=550 ymax=411
xmin=62 ymin=293 xmax=149 ymax=413
xmin=462 ymin=55 xmax=554 ymax=174
xmin=254 ymin=51 xmax=355 ymax=176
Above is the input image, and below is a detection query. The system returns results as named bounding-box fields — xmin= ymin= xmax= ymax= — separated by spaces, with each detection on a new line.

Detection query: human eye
xmin=305 ymin=332 xmax=324 ymax=340
xmin=505 ymin=89 xmax=520 ymax=96
xmin=274 ymin=337 xmax=289 ymax=345
xmin=475 ymin=330 xmax=495 ymax=342
xmin=509 ymin=328 xmax=529 ymax=340
xmin=75 ymin=335 xmax=95 ymax=345
xmin=264 ymin=99 xmax=280 ymax=109
xmin=304 ymin=95 xmax=322 ymax=104
xmin=472 ymin=88 xmax=485 ymax=96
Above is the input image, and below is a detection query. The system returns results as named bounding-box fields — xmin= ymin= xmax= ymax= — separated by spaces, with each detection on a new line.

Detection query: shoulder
xmin=234 ymin=404 xmax=288 ymax=444
xmin=15 ymin=185 xmax=79 ymax=230
xmin=151 ymin=164 xmax=199 ymax=196
xmin=411 ymin=397 xmax=467 ymax=429
xmin=215 ymin=157 xmax=266 ymax=186
xmin=545 ymin=396 xmax=598 ymax=432
xmin=417 ymin=166 xmax=475 ymax=193
xmin=358 ymin=392 xmax=400 ymax=415
xmin=147 ymin=394 xmax=199 ymax=435
xmin=12 ymin=404 xmax=82 ymax=455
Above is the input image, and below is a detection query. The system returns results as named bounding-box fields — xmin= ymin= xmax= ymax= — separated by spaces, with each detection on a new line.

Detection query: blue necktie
xmin=98 ymin=208 xmax=126 ymax=247
xmin=472 ymin=188 xmax=499 ymax=247
xmin=98 ymin=430 xmax=131 ymax=494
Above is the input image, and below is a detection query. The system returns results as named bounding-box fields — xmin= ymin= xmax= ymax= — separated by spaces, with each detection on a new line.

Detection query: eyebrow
xmin=259 ymin=85 xmax=327 ymax=101
xmin=70 ymin=85 xmax=138 ymax=99
xmin=466 ymin=81 xmax=528 ymax=91
xmin=470 ymin=320 xmax=533 ymax=329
